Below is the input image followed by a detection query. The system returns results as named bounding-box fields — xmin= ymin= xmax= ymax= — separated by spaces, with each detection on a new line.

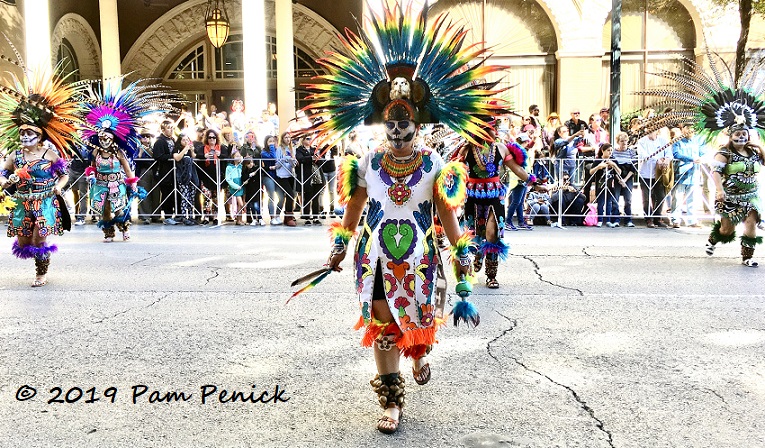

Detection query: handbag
xmin=583 ymin=202 xmax=598 ymax=226
xmin=655 ymin=159 xmax=674 ymax=188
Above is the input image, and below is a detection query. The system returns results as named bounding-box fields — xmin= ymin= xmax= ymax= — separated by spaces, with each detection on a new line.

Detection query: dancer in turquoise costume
xmin=302 ymin=0 xmax=510 ymax=434
xmin=636 ymin=50 xmax=765 ymax=267
xmin=0 ymin=43 xmax=86 ymax=286
xmin=81 ymin=79 xmax=179 ymax=242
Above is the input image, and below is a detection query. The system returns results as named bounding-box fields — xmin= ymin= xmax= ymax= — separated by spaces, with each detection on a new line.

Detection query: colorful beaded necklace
xmin=471 ymin=143 xmax=497 ymax=175
xmin=380 ymin=148 xmax=423 ymax=179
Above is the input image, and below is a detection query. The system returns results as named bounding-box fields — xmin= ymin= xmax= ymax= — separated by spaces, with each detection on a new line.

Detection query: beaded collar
xmin=380 ymin=148 xmax=423 ymax=179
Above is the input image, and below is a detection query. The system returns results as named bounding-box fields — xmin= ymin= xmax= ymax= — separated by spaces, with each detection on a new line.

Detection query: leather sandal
xmin=412 ymin=362 xmax=431 ymax=385
xmin=376 ymin=411 xmax=400 ymax=434
xmin=486 ymin=278 xmax=499 ymax=289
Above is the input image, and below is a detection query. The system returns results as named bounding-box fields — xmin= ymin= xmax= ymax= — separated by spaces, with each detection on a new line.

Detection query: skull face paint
xmin=730 ymin=130 xmax=749 ymax=146
xmin=385 ymin=119 xmax=416 ymax=150
xmin=98 ymin=130 xmax=115 ymax=149
xmin=19 ymin=129 xmax=40 ymax=147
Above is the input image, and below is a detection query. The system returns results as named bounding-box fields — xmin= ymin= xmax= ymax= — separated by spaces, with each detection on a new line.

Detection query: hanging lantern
xmin=205 ymin=0 xmax=230 ymax=48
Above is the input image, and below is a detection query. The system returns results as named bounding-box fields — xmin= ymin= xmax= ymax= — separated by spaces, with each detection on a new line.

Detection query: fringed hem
xmin=356 ymin=317 xmax=443 ymax=357
xmin=710 ymin=221 xmax=736 ymax=244
xmin=434 ymin=161 xmax=468 ymax=211
xmin=396 ymin=326 xmax=438 ymax=354
xmin=740 ymin=235 xmax=763 ymax=248
xmin=12 ymin=240 xmax=58 ymax=259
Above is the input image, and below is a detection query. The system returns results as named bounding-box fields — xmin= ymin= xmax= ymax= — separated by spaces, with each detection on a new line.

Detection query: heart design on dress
xmin=379 ymin=219 xmax=417 ymax=264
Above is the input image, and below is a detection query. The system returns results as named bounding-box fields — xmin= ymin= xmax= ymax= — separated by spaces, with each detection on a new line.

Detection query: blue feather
xmin=452 ymin=299 xmax=480 ymax=328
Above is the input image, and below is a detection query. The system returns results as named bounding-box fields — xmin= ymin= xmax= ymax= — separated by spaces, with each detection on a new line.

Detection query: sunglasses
xmin=572 ymin=112 xmax=580 ymax=115
xmin=207 ymin=136 xmax=217 ymax=139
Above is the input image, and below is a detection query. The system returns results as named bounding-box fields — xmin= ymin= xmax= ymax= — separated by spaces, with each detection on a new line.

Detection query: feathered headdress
xmin=635 ymin=49 xmax=765 ymax=143
xmin=82 ymin=78 xmax=182 ymax=159
xmin=0 ymin=38 xmax=86 ymax=158
xmin=300 ymin=0 xmax=510 ymax=146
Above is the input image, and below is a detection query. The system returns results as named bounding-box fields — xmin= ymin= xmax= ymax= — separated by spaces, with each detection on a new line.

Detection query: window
xmin=169 ymin=44 xmax=205 ymax=80
xmin=56 ymin=38 xmax=80 ymax=83
xmin=211 ymin=34 xmax=323 ymax=80
xmin=215 ymin=34 xmax=245 ymax=79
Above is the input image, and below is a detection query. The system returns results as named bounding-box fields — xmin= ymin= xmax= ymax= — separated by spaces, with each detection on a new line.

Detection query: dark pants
xmin=66 ymin=169 xmax=88 ymax=220
xmin=296 ymin=179 xmax=323 ymax=219
xmin=640 ymin=176 xmax=666 ymax=220
xmin=611 ymin=177 xmax=634 ymax=223
xmin=275 ymin=176 xmax=294 ymax=214
xmin=137 ymin=169 xmax=159 ymax=219
xmin=595 ymin=186 xmax=617 ymax=224
xmin=157 ymin=177 xmax=176 ymax=217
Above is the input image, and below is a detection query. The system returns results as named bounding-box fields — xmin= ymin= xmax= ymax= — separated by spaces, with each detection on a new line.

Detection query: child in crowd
xmin=587 ymin=144 xmax=621 ymax=227
xmin=225 ymin=152 xmax=246 ymax=225
xmin=241 ymin=157 xmax=263 ymax=225
xmin=526 ymin=182 xmax=553 ymax=226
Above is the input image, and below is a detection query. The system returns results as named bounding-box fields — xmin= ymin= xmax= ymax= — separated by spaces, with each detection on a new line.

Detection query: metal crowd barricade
xmin=60 ymin=152 xmax=721 ymax=227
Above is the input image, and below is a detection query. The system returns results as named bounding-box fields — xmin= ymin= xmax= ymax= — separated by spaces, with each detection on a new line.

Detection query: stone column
xmin=99 ymin=0 xmax=121 ymax=80
xmin=23 ymin=0 xmax=52 ymax=73
xmin=275 ymin=0 xmax=296 ymax=133
xmin=242 ymin=0 xmax=267 ymax=122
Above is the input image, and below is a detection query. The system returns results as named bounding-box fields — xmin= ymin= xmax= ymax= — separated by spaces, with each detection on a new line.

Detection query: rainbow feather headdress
xmin=0 ymin=38 xmax=86 ymax=158
xmin=635 ymin=49 xmax=765 ymax=143
xmin=82 ymin=78 xmax=181 ymax=158
xmin=301 ymin=0 xmax=510 ymax=146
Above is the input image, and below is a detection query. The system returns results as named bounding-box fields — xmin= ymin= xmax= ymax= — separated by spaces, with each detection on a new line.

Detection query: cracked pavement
xmin=0 ymin=224 xmax=763 ymax=448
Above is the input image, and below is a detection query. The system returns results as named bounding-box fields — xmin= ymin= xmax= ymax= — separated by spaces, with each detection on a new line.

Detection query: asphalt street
xmin=0 ymin=221 xmax=763 ymax=448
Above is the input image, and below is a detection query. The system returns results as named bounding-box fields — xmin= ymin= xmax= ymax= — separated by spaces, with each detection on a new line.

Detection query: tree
xmin=713 ymin=0 xmax=765 ymax=84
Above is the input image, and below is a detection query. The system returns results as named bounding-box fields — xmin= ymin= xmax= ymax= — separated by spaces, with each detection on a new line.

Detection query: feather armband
xmin=329 ymin=222 xmax=356 ymax=254
xmin=449 ymin=231 xmax=476 ymax=280
xmin=84 ymin=166 xmax=96 ymax=177
xmin=50 ymin=158 xmax=68 ymax=176
xmin=504 ymin=142 xmax=529 ymax=168
xmin=125 ymin=177 xmax=140 ymax=186
xmin=434 ymin=161 xmax=467 ymax=211
xmin=337 ymin=156 xmax=359 ymax=205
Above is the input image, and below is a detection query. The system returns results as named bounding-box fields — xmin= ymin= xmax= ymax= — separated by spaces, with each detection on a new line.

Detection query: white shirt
xmin=636 ymin=134 xmax=671 ymax=179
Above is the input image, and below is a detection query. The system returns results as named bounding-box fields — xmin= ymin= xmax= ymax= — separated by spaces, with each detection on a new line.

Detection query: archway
xmin=51 ymin=13 xmax=101 ymax=80
xmin=429 ymin=0 xmax=559 ymax=117
xmin=122 ymin=0 xmax=343 ymax=79
xmin=601 ymin=0 xmax=697 ymax=114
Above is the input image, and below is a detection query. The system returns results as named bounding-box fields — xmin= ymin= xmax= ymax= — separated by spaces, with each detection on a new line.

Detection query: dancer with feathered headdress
xmin=636 ymin=50 xmax=765 ymax=266
xmin=81 ymin=78 xmax=180 ymax=242
xmin=302 ymin=0 xmax=508 ymax=433
xmin=0 ymin=40 xmax=86 ymax=287
xmin=452 ymin=120 xmax=536 ymax=288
